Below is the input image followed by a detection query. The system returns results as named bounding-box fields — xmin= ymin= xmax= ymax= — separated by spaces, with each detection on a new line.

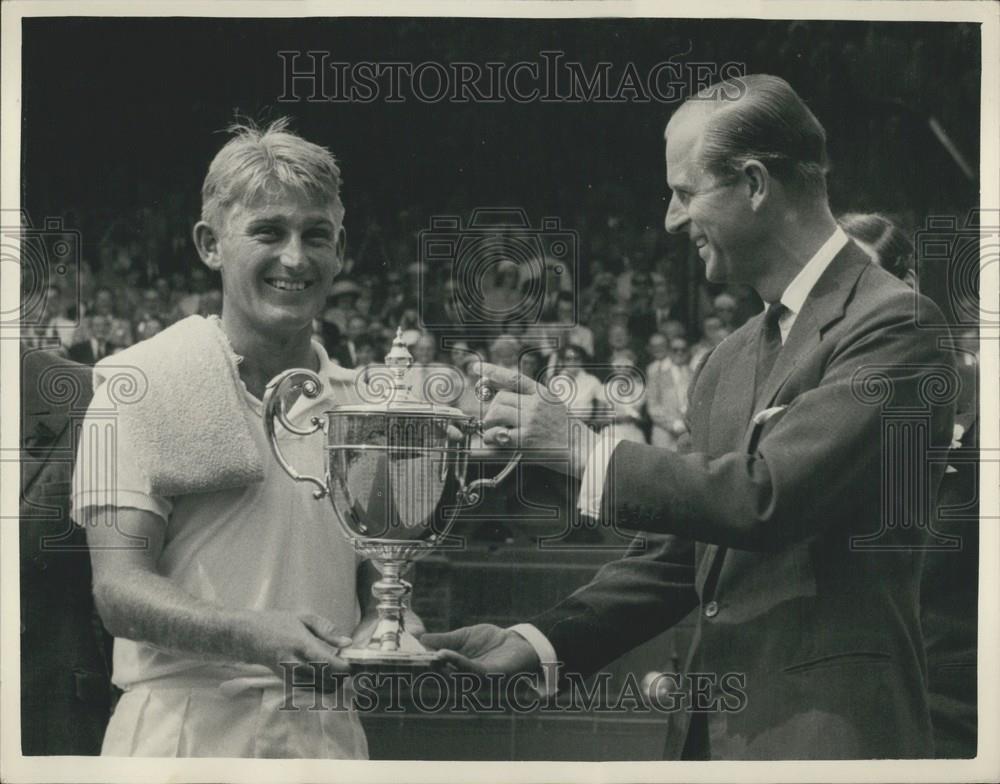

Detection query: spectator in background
xmin=582 ymin=269 xmax=618 ymax=327
xmin=68 ymin=314 xmax=119 ymax=364
xmin=153 ymin=276 xmax=174 ymax=313
xmin=652 ymin=279 xmax=683 ymax=334
xmin=90 ymin=286 xmax=133 ymax=348
xmin=541 ymin=291 xmax=595 ymax=359
xmin=602 ymin=351 xmax=647 ymax=444
xmin=488 ymin=333 xmax=522 ymax=371
xmin=135 ymin=288 xmax=166 ymax=325
xmin=377 ymin=271 xmax=408 ymax=327
xmin=408 ymin=332 xmax=437 ymax=400
xmin=318 ymin=319 xmax=353 ymax=368
xmin=45 ymin=284 xmax=81 ymax=350
xmin=645 ymin=334 xmax=692 ymax=450
xmin=602 ymin=323 xmax=636 ymax=369
xmin=135 ymin=316 xmax=165 ymax=342
xmin=410 ymin=332 xmax=464 ymax=406
xmin=644 ymin=330 xmax=671 ymax=375
xmin=23 ymin=284 xmax=66 ymax=351
xmin=839 ymin=212 xmax=917 ymax=287
xmin=175 ymin=267 xmax=211 ymax=319
xmin=712 ymin=292 xmax=738 ymax=331
xmin=549 ymin=344 xmax=603 ymax=423
xmin=484 ymin=259 xmax=524 ymax=328
xmin=448 ymin=340 xmax=478 ymax=372
xmin=345 ymin=315 xmax=369 ymax=365
xmin=539 ymin=256 xmax=573 ymax=319
xmin=690 ymin=313 xmax=731 ymax=369
xmin=627 ymin=269 xmax=654 ymax=315
xmin=353 ymin=336 xmax=378 ymax=370
xmin=323 ymin=279 xmax=362 ymax=332
xmin=661 ymin=319 xmax=688 ymax=342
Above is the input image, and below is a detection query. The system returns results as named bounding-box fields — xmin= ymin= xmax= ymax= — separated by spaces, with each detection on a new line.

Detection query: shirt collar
xmin=777 ymin=226 xmax=849 ymax=316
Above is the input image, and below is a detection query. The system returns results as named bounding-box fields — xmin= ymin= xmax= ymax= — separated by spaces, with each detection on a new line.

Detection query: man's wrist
xmin=509 ymin=623 xmax=558 ymax=696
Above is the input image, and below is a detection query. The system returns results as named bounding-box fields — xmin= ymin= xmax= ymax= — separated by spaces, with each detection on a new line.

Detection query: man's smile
xmin=264 ymin=277 xmax=314 ymax=292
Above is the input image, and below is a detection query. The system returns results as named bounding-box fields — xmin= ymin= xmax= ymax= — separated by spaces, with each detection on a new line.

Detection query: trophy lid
xmin=329 ymin=327 xmax=470 ymax=420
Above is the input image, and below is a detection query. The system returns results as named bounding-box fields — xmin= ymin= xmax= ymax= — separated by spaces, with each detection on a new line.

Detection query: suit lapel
xmin=753 ymin=242 xmax=871 ymax=415
xmin=707 ymin=324 xmax=760 ymax=456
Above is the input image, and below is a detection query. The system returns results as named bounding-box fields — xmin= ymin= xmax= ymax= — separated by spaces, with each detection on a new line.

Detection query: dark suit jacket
xmin=533 ymin=242 xmax=955 ymax=759
xmin=67 ymin=339 xmax=118 ymax=366
xmin=20 ymin=349 xmax=112 ymax=755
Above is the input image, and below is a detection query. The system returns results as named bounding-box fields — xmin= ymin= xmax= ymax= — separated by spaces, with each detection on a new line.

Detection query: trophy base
xmin=341 ymin=629 xmax=444 ymax=674
xmin=341 ymin=647 xmax=442 ymax=669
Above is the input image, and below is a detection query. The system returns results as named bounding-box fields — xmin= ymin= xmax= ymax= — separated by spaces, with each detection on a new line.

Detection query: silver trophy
xmin=263 ymin=329 xmax=519 ymax=668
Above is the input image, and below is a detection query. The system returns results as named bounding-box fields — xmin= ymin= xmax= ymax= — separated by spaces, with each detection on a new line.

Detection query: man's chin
xmin=259 ymin=304 xmax=321 ymax=334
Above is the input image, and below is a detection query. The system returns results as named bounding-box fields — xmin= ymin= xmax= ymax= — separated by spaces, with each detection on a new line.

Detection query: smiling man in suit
xmin=424 ymin=74 xmax=956 ymax=760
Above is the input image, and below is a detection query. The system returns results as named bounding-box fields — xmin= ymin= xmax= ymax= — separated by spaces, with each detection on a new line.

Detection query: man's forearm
xmin=94 ymin=566 xmax=267 ymax=668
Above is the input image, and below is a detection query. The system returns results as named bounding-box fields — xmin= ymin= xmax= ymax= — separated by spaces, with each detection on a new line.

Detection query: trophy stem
xmin=369 ymin=559 xmax=411 ymax=652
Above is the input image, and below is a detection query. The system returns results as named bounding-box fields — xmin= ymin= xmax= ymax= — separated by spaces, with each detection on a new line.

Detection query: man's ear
xmin=192 ymin=221 xmax=222 ymax=271
xmin=742 ymin=160 xmax=770 ymax=212
xmin=336 ymin=225 xmax=347 ymax=261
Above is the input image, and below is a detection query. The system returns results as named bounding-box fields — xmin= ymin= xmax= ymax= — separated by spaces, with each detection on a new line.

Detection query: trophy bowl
xmin=263 ymin=329 xmax=519 ymax=669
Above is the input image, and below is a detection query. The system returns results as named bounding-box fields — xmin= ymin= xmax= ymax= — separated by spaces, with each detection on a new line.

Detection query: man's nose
xmin=664 ymin=194 xmax=689 ymax=234
xmin=279 ymin=234 xmax=307 ymax=270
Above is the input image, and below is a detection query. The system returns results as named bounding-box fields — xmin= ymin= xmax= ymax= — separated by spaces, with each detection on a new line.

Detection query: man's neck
xmin=220 ymin=313 xmax=318 ymax=399
xmin=752 ymin=208 xmax=839 ymax=304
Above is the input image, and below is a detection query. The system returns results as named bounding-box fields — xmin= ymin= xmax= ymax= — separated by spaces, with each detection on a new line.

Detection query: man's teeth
xmin=267 ymin=279 xmax=311 ymax=291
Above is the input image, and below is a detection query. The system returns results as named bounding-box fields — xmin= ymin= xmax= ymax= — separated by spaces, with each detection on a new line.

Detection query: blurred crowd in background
xmin=19 ymin=199 xmax=764 ymax=450
xmin=20 ymin=202 xmax=978 ymax=450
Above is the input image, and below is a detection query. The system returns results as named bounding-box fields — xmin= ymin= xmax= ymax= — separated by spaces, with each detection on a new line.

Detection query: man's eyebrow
xmin=246 ymin=215 xmax=288 ymax=226
xmin=304 ymin=216 xmax=335 ymax=228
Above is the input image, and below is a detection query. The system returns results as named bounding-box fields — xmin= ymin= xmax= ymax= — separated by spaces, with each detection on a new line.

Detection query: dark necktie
xmin=755 ymin=303 xmax=788 ymax=398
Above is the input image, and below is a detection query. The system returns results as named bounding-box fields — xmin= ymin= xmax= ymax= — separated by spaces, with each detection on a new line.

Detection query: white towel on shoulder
xmin=93 ymin=315 xmax=264 ymax=497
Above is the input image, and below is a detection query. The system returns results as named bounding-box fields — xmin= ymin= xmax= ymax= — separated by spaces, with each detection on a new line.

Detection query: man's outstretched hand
xmin=421 ymin=624 xmax=540 ymax=675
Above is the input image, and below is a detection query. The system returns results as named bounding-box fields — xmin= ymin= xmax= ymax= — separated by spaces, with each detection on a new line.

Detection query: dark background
xmin=22 ymin=17 xmax=981 ymax=283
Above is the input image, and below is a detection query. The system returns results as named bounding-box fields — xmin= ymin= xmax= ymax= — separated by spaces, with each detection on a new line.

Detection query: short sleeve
xmin=70 ymin=378 xmax=172 ymax=523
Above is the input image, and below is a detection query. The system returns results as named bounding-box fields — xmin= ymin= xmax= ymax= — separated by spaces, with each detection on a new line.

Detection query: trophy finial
xmin=385 ymin=326 xmax=414 ymax=400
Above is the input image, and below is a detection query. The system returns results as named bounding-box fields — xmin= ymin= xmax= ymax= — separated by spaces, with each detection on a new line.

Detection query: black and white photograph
xmin=2 ymin=1 xmax=998 ymax=782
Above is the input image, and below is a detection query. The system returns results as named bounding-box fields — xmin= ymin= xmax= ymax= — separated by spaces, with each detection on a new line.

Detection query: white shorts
xmin=102 ymin=682 xmax=369 ymax=759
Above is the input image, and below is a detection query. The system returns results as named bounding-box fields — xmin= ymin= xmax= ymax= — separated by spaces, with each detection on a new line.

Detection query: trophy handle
xmin=458 ymin=425 xmax=522 ymax=506
xmin=262 ymin=368 xmax=329 ymax=500
xmin=461 ymin=451 xmax=522 ymax=505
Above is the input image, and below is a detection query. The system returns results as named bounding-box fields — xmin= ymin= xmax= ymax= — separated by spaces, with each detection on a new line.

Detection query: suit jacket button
xmin=704 ymin=600 xmax=719 ymax=618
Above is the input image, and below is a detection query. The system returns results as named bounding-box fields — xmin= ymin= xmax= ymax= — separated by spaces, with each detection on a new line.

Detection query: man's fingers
xmin=475 ymin=362 xmax=538 ymax=396
xmin=432 ymin=649 xmax=488 ymax=675
xmin=300 ymin=613 xmax=353 ymax=649
xmin=482 ymin=399 xmax=520 ymax=429
xmin=482 ymin=426 xmax=521 ymax=448
xmin=419 ymin=629 xmax=468 ymax=651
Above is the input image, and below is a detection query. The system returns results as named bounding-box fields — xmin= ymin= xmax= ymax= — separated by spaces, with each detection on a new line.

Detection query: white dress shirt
xmin=512 ymin=227 xmax=850 ymax=689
